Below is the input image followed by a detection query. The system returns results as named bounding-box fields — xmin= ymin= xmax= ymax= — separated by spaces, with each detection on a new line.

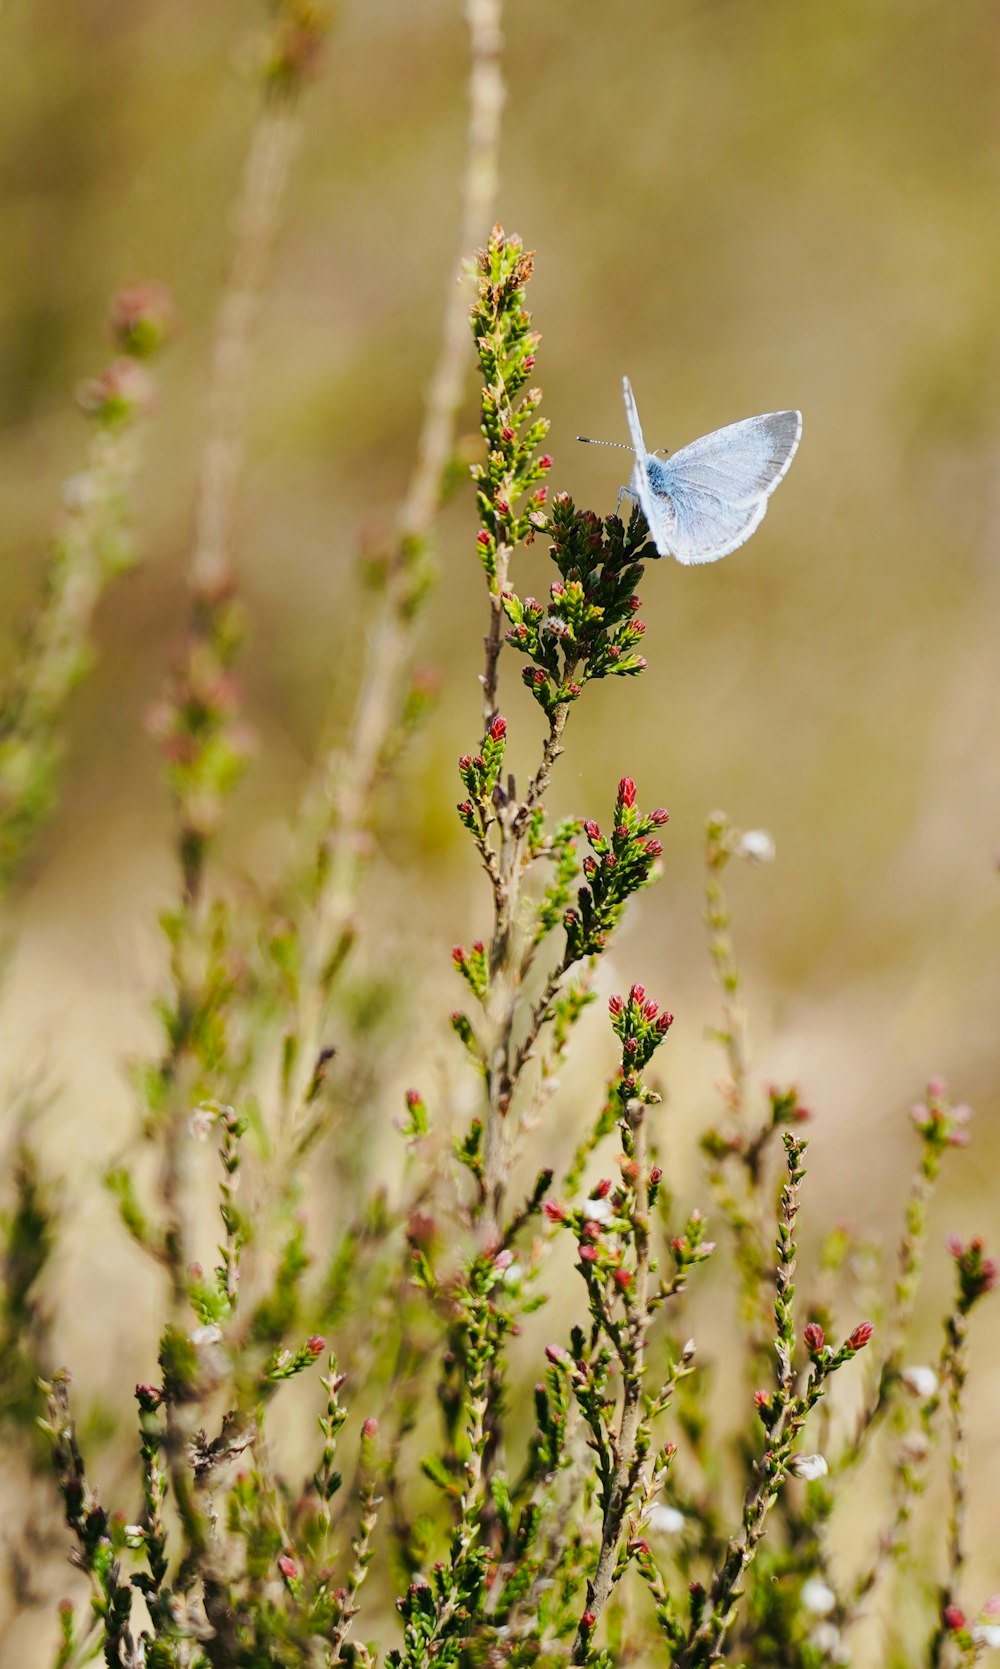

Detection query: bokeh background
xmin=1 ymin=0 xmax=999 ymax=1656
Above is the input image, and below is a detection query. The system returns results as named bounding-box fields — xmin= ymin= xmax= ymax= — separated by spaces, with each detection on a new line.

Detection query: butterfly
xmin=580 ymin=377 xmax=802 ymax=564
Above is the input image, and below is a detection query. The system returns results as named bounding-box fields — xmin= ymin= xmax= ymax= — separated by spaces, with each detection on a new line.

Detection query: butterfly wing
xmin=620 ymin=382 xmax=802 ymax=564
xmin=654 ymin=411 xmax=802 ymax=564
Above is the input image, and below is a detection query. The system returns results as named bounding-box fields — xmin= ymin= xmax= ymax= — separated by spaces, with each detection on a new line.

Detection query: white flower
xmin=810 ymin=1620 xmax=849 ymax=1661
xmin=189 ymin=1105 xmax=217 ymax=1141
xmin=736 ymin=828 xmax=776 ymax=864
xmin=900 ymin=1364 xmax=938 ymax=1400
xmin=123 ymin=1524 xmax=146 ymax=1545
xmin=583 ymin=1195 xmax=613 ymax=1223
xmin=191 ymin=1323 xmax=223 ymax=1347
xmin=647 ymin=1503 xmax=686 ymax=1535
xmin=972 ymin=1624 xmax=1000 ymax=1649
xmin=801 ymin=1577 xmax=837 ymax=1615
xmin=790 ymin=1452 xmax=828 ymax=1481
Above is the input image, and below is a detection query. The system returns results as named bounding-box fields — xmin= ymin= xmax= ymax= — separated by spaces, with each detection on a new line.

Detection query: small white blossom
xmin=810 ymin=1620 xmax=849 ymax=1661
xmin=790 ymin=1452 xmax=828 ymax=1482
xmin=647 ymin=1503 xmax=686 ymax=1535
xmin=736 ymin=828 xmax=776 ymax=864
xmin=191 ymin=1323 xmax=223 ymax=1347
xmin=900 ymin=1364 xmax=938 ymax=1400
xmin=123 ymin=1524 xmax=146 ymax=1544
xmin=583 ymin=1195 xmax=613 ymax=1223
xmin=972 ymin=1624 xmax=1000 ymax=1649
xmin=801 ymin=1577 xmax=837 ymax=1615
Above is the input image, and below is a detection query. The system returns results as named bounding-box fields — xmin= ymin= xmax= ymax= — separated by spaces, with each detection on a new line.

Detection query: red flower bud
xmin=613 ymin=1268 xmax=634 ymax=1291
xmin=543 ymin=1201 xmax=566 ymax=1223
xmin=539 ymin=454 xmax=553 ymax=471
xmin=649 ymin=1166 xmax=662 ymax=1184
xmin=307 ymin=1335 xmax=325 ymax=1357
xmin=584 ymin=819 xmax=601 ymax=840
xmin=278 ymin=1555 xmax=298 ymax=1581
xmin=489 ymin=715 xmax=507 ymax=742
xmin=594 ymin=1178 xmax=612 ymax=1198
xmin=579 ymin=1244 xmax=599 ymax=1263
xmin=630 ymin=983 xmax=646 ymax=1005
xmin=608 ymin=994 xmax=624 ymax=1016
xmin=361 ymin=1417 xmax=379 ymax=1439
xmin=618 ymin=776 xmax=637 ymax=808
xmin=803 ymin=1322 xmax=825 ymax=1353
xmin=545 ymin=1343 xmax=569 ymax=1365
xmin=581 ymin=1611 xmax=596 ymax=1630
xmin=476 ymin=530 xmax=491 ymax=547
xmin=501 ymin=426 xmax=515 ymax=442
xmin=943 ymin=1605 xmax=966 ymax=1631
xmin=650 ymin=807 xmax=670 ymax=826
xmin=452 ymin=946 xmax=465 ymax=964
xmin=656 ymin=1011 xmax=674 ymax=1033
xmin=847 ymin=1321 xmax=874 ymax=1351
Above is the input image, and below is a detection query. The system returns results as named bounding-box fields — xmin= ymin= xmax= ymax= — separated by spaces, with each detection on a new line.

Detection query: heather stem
xmin=283 ymin=0 xmax=504 ymax=1127
xmin=571 ymin=1104 xmax=651 ymax=1660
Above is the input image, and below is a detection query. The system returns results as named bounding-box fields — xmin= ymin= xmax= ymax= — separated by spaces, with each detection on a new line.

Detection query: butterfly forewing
xmin=663 ymin=411 xmax=802 ymax=505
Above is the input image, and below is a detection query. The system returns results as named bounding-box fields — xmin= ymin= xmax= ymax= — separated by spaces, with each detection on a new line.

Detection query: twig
xmin=282 ymin=0 xmax=505 ymax=1128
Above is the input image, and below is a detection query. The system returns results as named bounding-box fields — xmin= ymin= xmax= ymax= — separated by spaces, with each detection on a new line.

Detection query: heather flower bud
xmin=488 ymin=715 xmax=507 ymax=742
xmin=649 ymin=807 xmax=670 ymax=825
xmin=307 ymin=1335 xmax=325 ymax=1357
xmin=608 ymin=993 xmax=624 ymax=1016
xmin=846 ymin=1320 xmax=874 ymax=1351
xmin=803 ymin=1322 xmax=826 ymax=1354
xmin=543 ymin=1200 xmax=566 ymax=1223
xmin=361 ymin=1417 xmax=379 ymax=1439
xmin=617 ymin=776 xmax=637 ymax=808
xmin=278 ymin=1555 xmax=298 ymax=1581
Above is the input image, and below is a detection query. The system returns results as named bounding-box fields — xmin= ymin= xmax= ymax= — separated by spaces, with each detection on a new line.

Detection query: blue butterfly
xmin=581 ymin=378 xmax=802 ymax=564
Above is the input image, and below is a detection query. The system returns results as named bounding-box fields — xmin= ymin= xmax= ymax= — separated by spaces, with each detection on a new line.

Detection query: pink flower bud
xmin=608 ymin=994 xmax=624 ymax=1016
xmin=581 ymin=1611 xmax=596 ymax=1629
xmin=361 ymin=1417 xmax=378 ymax=1439
xmin=476 ymin=530 xmax=491 ymax=547
xmin=543 ymin=1201 xmax=566 ymax=1223
xmin=278 ymin=1555 xmax=298 ymax=1581
xmin=539 ymin=454 xmax=553 ymax=471
xmin=405 ymin=1089 xmax=422 ymax=1108
xmin=501 ymin=426 xmax=515 ymax=442
xmin=618 ymin=777 xmax=637 ymax=808
xmin=649 ymin=808 xmax=670 ymax=825
xmin=847 ymin=1321 xmax=874 ymax=1351
xmin=649 ymin=1166 xmax=662 ymax=1184
xmin=656 ymin=1011 xmax=674 ymax=1034
xmin=472 ymin=939 xmax=484 ymax=955
xmin=489 ymin=715 xmax=507 ymax=742
xmin=307 ymin=1335 xmax=325 ymax=1357
xmin=630 ymin=983 xmax=646 ymax=1005
xmin=584 ymin=819 xmax=601 ymax=840
xmin=523 ymin=354 xmax=536 ymax=370
xmin=493 ymin=1248 xmax=514 ymax=1270
xmin=595 ymin=1178 xmax=612 ymax=1198
xmin=579 ymin=1244 xmax=599 ymax=1263
xmin=452 ymin=946 xmax=465 ymax=964
xmin=943 ymin=1606 xmax=966 ymax=1631
xmin=613 ymin=1268 xmax=634 ymax=1291
xmin=803 ymin=1322 xmax=825 ymax=1353
xmin=495 ymin=498 xmax=510 ymax=517
xmin=642 ymin=999 xmax=659 ymax=1020
xmin=643 ymin=839 xmax=664 ymax=858
xmin=458 ymin=754 xmax=473 ymax=770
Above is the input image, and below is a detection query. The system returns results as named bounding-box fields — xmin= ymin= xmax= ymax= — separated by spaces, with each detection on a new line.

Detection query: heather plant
xmin=0 ymin=5 xmax=996 ymax=1669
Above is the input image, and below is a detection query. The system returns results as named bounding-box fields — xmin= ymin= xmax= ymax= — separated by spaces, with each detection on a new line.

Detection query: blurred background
xmin=0 ymin=0 xmax=999 ymax=1655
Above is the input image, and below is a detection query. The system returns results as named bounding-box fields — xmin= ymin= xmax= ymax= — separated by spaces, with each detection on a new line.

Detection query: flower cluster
xmin=502 ymin=492 xmax=651 ymax=714
xmin=563 ymin=777 xmax=668 ymax=961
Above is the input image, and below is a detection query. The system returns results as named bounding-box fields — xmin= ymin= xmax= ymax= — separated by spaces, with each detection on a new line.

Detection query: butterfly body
xmin=622 ymin=376 xmax=802 ymax=564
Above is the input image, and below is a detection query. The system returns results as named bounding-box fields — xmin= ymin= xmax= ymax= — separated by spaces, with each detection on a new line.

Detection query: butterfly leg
xmin=616 ymin=484 xmax=637 ymax=518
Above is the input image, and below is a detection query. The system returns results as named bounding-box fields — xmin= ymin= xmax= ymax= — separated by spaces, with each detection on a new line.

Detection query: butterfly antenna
xmin=576 ymin=436 xmax=635 ymax=450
